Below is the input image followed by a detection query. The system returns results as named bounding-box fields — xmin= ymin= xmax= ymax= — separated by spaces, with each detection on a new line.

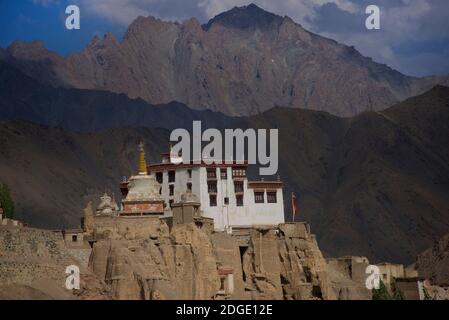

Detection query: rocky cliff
xmin=85 ymin=217 xmax=367 ymax=300
xmin=0 ymin=225 xmax=109 ymax=299
xmin=0 ymin=218 xmax=370 ymax=299
xmin=416 ymin=233 xmax=449 ymax=286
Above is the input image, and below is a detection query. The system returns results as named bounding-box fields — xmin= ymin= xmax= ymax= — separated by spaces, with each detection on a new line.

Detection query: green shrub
xmin=393 ymin=288 xmax=405 ymax=300
xmin=372 ymin=281 xmax=392 ymax=300
xmin=373 ymin=280 xmax=408 ymax=300
xmin=0 ymin=182 xmax=15 ymax=219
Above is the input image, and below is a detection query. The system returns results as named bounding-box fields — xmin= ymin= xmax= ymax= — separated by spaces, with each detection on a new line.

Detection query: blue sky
xmin=1 ymin=0 xmax=449 ymax=77
xmin=0 ymin=0 xmax=124 ymax=54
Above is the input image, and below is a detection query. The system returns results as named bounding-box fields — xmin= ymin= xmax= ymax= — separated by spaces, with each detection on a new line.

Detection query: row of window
xmin=165 ymin=183 xmax=276 ymax=203
xmin=255 ymin=191 xmax=277 ymax=203
xmin=156 ymin=169 xmax=192 ymax=184
xmin=157 ymin=169 xmax=276 ymax=205
xmin=209 ymin=194 xmax=244 ymax=207
xmin=166 ymin=181 xmax=276 ymax=204
xmin=165 ymin=189 xmax=276 ymax=206
xmin=206 ymin=168 xmax=247 ymax=180
xmin=156 ymin=168 xmax=246 ymax=185
xmin=208 ymin=192 xmax=277 ymax=207
xmin=207 ymin=181 xmax=244 ymax=194
xmin=165 ymin=182 xmax=192 ymax=196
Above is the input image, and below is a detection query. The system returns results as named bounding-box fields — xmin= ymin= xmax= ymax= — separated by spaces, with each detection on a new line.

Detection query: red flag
xmin=292 ymin=192 xmax=297 ymax=222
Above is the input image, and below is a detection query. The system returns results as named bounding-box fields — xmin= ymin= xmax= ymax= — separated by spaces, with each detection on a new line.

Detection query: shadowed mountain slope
xmin=0 ymin=61 xmax=236 ymax=132
xmin=416 ymin=232 xmax=449 ymax=286
xmin=231 ymin=85 xmax=449 ymax=263
xmin=0 ymin=86 xmax=448 ymax=264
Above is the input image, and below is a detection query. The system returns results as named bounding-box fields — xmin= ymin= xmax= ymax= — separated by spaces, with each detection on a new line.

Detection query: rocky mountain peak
xmin=203 ymin=3 xmax=283 ymax=31
xmin=87 ymin=35 xmax=101 ymax=47
xmin=6 ymin=40 xmax=50 ymax=60
xmin=8 ymin=39 xmax=45 ymax=50
xmin=84 ymin=32 xmax=120 ymax=54
xmin=182 ymin=17 xmax=202 ymax=32
xmin=104 ymin=32 xmax=118 ymax=43
xmin=124 ymin=15 xmax=176 ymax=39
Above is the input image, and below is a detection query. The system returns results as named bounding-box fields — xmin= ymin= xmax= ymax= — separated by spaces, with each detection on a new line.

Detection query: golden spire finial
xmin=138 ymin=141 xmax=147 ymax=174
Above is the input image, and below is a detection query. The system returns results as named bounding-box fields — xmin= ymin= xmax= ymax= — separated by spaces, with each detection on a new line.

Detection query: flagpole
xmin=292 ymin=192 xmax=294 ymax=222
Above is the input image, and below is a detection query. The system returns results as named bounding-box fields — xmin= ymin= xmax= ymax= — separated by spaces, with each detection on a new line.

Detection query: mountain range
xmin=1 ymin=83 xmax=448 ymax=263
xmin=1 ymin=4 xmax=449 ymax=265
xmin=1 ymin=4 xmax=448 ymax=117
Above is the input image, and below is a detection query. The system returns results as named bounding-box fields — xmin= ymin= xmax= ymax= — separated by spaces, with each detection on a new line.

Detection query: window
xmin=224 ymin=197 xmax=229 ymax=205
xmin=236 ymin=195 xmax=244 ymax=207
xmin=232 ymin=168 xmax=246 ymax=177
xmin=255 ymin=192 xmax=264 ymax=203
xmin=239 ymin=246 xmax=248 ymax=281
xmin=72 ymin=235 xmax=77 ymax=242
xmin=169 ymin=184 xmax=174 ymax=196
xmin=169 ymin=199 xmax=174 ymax=208
xmin=187 ymin=169 xmax=192 ymax=179
xmin=159 ymin=187 xmax=162 ymax=195
xmin=218 ymin=273 xmax=234 ymax=295
xmin=234 ymin=181 xmax=244 ymax=193
xmin=156 ymin=172 xmax=163 ymax=184
xmin=209 ymin=195 xmax=217 ymax=207
xmin=219 ymin=277 xmax=226 ymax=292
xmin=208 ymin=182 xmax=217 ymax=193
xmin=220 ymin=168 xmax=227 ymax=179
xmin=187 ymin=182 xmax=192 ymax=191
xmin=207 ymin=168 xmax=217 ymax=179
xmin=168 ymin=170 xmax=175 ymax=183
xmin=267 ymin=192 xmax=277 ymax=203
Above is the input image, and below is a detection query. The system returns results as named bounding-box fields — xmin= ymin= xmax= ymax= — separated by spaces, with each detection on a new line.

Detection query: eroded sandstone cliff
xmin=0 ymin=225 xmax=109 ymax=300
xmin=87 ymin=216 xmax=365 ymax=300
xmin=0 ymin=216 xmax=371 ymax=300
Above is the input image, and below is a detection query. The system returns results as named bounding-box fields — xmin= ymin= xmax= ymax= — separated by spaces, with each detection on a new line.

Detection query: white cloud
xmin=198 ymin=0 xmax=359 ymax=29
xmin=76 ymin=0 xmax=359 ymax=27
xmin=311 ymin=0 xmax=449 ymax=76
xmin=78 ymin=0 xmax=155 ymax=26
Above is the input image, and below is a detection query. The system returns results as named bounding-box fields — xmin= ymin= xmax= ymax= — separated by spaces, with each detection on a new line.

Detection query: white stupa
xmin=121 ymin=142 xmax=165 ymax=216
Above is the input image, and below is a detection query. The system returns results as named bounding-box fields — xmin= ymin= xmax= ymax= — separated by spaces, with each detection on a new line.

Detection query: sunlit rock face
xmin=87 ymin=219 xmax=370 ymax=300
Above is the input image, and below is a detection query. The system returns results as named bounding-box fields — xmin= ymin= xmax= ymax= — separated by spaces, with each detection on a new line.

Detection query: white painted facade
xmin=149 ymin=157 xmax=285 ymax=231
